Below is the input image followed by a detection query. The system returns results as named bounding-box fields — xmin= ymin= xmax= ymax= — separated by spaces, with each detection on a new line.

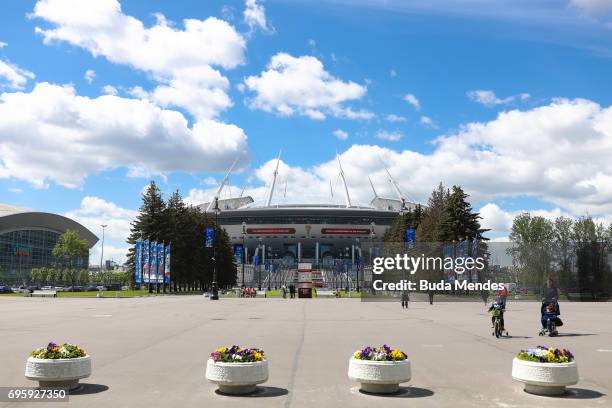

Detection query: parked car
xmin=96 ymin=285 xmax=107 ymax=291
xmin=41 ymin=286 xmax=53 ymax=291
xmin=85 ymin=285 xmax=98 ymax=292
xmin=0 ymin=286 xmax=13 ymax=294
xmin=71 ymin=286 xmax=85 ymax=292
xmin=54 ymin=286 xmax=66 ymax=292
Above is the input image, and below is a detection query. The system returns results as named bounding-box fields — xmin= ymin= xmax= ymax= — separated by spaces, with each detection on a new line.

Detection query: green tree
xmin=508 ymin=213 xmax=554 ymax=286
xmin=416 ymin=182 xmax=449 ymax=242
xmin=126 ymin=181 xmax=167 ymax=289
xmin=52 ymin=230 xmax=90 ymax=272
xmin=552 ymin=216 xmax=574 ymax=291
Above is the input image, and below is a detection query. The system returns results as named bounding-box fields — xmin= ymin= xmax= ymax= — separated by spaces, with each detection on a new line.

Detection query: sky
xmin=1 ymin=0 xmax=612 ymax=264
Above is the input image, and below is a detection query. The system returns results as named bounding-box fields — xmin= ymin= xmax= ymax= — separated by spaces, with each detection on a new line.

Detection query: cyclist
xmin=488 ymin=298 xmax=505 ymax=331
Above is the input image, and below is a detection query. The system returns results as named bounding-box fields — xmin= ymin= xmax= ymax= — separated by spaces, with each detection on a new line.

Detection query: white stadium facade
xmin=197 ymin=155 xmax=417 ymax=289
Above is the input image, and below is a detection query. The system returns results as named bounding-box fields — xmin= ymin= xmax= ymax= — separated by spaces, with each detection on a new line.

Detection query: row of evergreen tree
xmin=126 ymin=182 xmax=237 ymax=292
xmin=383 ymin=183 xmax=489 ymax=243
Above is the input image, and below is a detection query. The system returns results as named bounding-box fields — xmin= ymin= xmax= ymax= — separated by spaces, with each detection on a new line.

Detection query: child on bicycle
xmin=541 ymin=302 xmax=563 ymax=330
xmin=488 ymin=299 xmax=505 ymax=331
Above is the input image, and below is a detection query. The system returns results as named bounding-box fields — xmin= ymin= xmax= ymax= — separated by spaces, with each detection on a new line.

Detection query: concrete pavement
xmin=0 ymin=296 xmax=610 ymax=408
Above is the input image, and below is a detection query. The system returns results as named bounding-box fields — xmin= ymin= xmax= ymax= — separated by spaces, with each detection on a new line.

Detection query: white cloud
xmin=65 ymin=196 xmax=138 ymax=265
xmin=8 ymin=187 xmax=22 ymax=193
xmin=32 ymin=0 xmax=246 ymax=120
xmin=467 ymin=89 xmax=530 ymax=107
xmin=376 ymin=130 xmax=402 ymax=141
xmin=333 ymin=129 xmax=348 ymax=140
xmin=385 ymin=114 xmax=407 ymax=123
xmin=0 ymin=41 xmax=7 ymax=48
xmin=188 ymin=98 xmax=612 ymax=224
xmin=244 ymin=53 xmax=371 ymax=120
xmin=0 ymin=82 xmax=248 ymax=188
xmin=420 ymin=115 xmax=438 ymax=129
xmin=569 ymin=0 xmax=612 ymax=14
xmin=102 ymin=84 xmax=118 ymax=95
xmin=403 ymin=93 xmax=420 ymax=110
xmin=244 ymin=0 xmax=273 ymax=33
xmin=0 ymin=58 xmax=35 ymax=89
xmin=84 ymin=69 xmax=95 ymax=84
xmin=390 ymin=69 xmax=397 ymax=77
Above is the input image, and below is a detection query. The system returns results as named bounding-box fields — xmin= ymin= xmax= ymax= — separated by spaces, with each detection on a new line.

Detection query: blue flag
xmin=205 ymin=227 xmax=215 ymax=248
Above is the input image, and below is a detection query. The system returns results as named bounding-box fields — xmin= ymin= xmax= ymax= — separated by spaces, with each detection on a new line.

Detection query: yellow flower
xmin=215 ymin=347 xmax=228 ymax=353
xmin=353 ymin=351 xmax=361 ymax=359
xmin=390 ymin=350 xmax=406 ymax=361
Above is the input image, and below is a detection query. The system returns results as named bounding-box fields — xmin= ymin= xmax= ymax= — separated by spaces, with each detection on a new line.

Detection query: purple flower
xmin=47 ymin=342 xmax=57 ymax=350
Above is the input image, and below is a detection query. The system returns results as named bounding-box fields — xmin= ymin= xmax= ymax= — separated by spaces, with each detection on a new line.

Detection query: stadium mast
xmin=336 ymin=154 xmax=352 ymax=208
xmin=206 ymin=157 xmax=238 ymax=212
xmin=266 ymin=150 xmax=282 ymax=207
xmin=383 ymin=164 xmax=409 ymax=213
xmin=368 ymin=176 xmax=378 ymax=198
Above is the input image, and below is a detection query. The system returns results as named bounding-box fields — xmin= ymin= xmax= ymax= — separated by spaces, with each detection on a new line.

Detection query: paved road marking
xmin=597 ymin=349 xmax=612 ymax=352
xmin=91 ymin=314 xmax=112 ymax=317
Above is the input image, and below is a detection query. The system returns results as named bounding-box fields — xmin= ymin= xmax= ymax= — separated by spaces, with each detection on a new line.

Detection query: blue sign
xmin=135 ymin=239 xmax=142 ymax=284
xmin=205 ymin=227 xmax=215 ymax=248
xmin=406 ymin=229 xmax=416 ymax=248
xmin=253 ymin=255 xmax=260 ymax=266
xmin=234 ymin=244 xmax=244 ymax=262
xmin=264 ymin=259 xmax=270 ymax=271
xmin=164 ymin=244 xmax=171 ymax=284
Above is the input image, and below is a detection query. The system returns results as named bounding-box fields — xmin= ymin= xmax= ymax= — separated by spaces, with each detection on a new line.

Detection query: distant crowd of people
xmin=240 ymin=287 xmax=257 ymax=298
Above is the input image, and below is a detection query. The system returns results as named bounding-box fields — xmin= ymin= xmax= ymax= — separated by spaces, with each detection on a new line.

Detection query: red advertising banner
xmin=320 ymin=228 xmax=370 ymax=235
xmin=246 ymin=228 xmax=296 ymax=235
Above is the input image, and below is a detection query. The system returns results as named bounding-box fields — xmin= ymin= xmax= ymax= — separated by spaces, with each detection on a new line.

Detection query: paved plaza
xmin=0 ymin=295 xmax=610 ymax=408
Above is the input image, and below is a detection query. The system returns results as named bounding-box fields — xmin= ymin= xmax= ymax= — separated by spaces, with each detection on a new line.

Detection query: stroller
xmin=539 ymin=300 xmax=562 ymax=337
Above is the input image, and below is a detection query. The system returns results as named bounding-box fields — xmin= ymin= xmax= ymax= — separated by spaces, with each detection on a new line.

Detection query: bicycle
xmin=490 ymin=308 xmax=508 ymax=338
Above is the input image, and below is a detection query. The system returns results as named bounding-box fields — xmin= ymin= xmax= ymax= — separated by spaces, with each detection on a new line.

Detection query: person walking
xmin=498 ymin=284 xmax=508 ymax=309
xmin=428 ymin=288 xmax=435 ymax=305
xmin=281 ymin=285 xmax=287 ymax=299
xmin=481 ymin=289 xmax=489 ymax=305
xmin=401 ymin=290 xmax=409 ymax=309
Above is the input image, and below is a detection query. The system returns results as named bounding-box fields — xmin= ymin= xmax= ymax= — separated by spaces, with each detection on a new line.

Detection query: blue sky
xmin=1 ymin=0 xmax=612 ymax=263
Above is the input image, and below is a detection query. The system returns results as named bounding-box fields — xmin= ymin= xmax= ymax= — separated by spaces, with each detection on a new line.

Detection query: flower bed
xmin=353 ymin=345 xmax=407 ymax=361
xmin=348 ymin=345 xmax=411 ymax=394
xmin=517 ymin=346 xmax=574 ymax=363
xmin=25 ymin=342 xmax=91 ymax=390
xmin=512 ymin=346 xmax=578 ymax=396
xmin=205 ymin=346 xmax=268 ymax=395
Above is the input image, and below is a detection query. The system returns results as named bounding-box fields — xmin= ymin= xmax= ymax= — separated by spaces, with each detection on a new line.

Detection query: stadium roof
xmin=0 ymin=203 xmax=98 ymax=247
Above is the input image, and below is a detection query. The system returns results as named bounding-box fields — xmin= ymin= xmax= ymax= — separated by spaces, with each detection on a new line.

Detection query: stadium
xmin=0 ymin=204 xmax=98 ymax=284
xmin=197 ymin=156 xmax=417 ymax=289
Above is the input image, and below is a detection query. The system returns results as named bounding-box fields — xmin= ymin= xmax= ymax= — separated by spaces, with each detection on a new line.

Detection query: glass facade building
xmin=0 ymin=206 xmax=98 ymax=284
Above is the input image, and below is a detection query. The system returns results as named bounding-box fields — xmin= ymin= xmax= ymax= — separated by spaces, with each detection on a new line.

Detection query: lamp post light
xmin=355 ymin=238 xmax=360 ymax=292
xmin=211 ymin=198 xmax=220 ymax=300
xmin=345 ymin=247 xmax=350 ymax=292
xmin=258 ymin=238 xmax=262 ymax=291
xmin=99 ymin=224 xmax=107 ymax=273
xmin=241 ymin=222 xmax=246 ymax=287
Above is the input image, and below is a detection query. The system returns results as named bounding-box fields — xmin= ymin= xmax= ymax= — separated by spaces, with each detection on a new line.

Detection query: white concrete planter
xmin=348 ymin=357 xmax=411 ymax=394
xmin=205 ymin=359 xmax=268 ymax=394
xmin=25 ymin=355 xmax=91 ymax=390
xmin=512 ymin=357 xmax=578 ymax=395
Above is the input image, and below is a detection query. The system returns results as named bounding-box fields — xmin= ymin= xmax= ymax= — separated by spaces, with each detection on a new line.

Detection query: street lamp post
xmin=345 ymin=247 xmax=349 ymax=292
xmin=258 ymin=238 xmax=262 ymax=290
xmin=241 ymin=222 xmax=246 ymax=287
xmin=356 ymin=238 xmax=360 ymax=292
xmin=211 ymin=198 xmax=220 ymax=300
xmin=99 ymin=224 xmax=107 ymax=273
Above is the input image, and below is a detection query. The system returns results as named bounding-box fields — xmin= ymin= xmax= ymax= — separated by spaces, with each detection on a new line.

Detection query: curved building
xmin=0 ymin=204 xmax=98 ymax=283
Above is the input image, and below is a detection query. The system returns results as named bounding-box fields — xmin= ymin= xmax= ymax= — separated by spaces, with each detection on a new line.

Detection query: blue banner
xmin=205 ymin=227 xmax=215 ymax=248
xmin=253 ymin=255 xmax=260 ymax=266
xmin=406 ymin=228 xmax=416 ymax=248
xmin=157 ymin=242 xmax=164 ymax=283
xmin=264 ymin=259 xmax=270 ymax=271
xmin=135 ymin=239 xmax=142 ymax=284
xmin=234 ymin=244 xmax=244 ymax=263
xmin=143 ymin=240 xmax=150 ymax=283
xmin=151 ymin=241 xmax=158 ymax=283
xmin=164 ymin=244 xmax=171 ymax=284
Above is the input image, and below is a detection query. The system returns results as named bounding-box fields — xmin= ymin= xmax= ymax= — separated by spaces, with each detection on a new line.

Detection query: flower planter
xmin=205 ymin=359 xmax=268 ymax=394
xmin=25 ymin=355 xmax=91 ymax=390
xmin=512 ymin=357 xmax=578 ymax=395
xmin=348 ymin=357 xmax=411 ymax=394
